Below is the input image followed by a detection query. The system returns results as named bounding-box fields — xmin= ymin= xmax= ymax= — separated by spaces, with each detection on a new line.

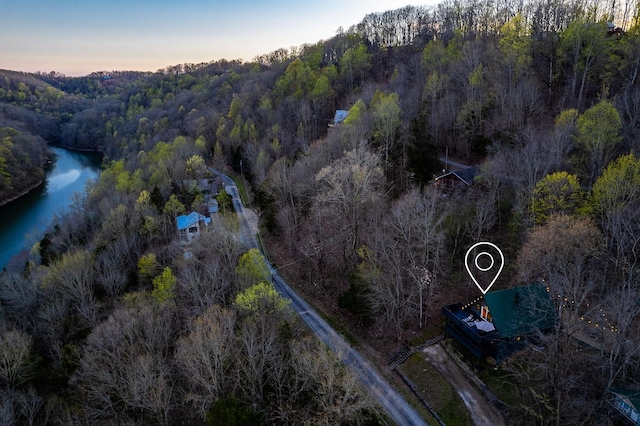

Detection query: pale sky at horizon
xmin=1 ymin=1 xmax=435 ymax=76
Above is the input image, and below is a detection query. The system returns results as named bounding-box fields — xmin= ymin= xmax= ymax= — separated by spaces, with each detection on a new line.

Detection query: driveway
xmin=421 ymin=344 xmax=506 ymax=426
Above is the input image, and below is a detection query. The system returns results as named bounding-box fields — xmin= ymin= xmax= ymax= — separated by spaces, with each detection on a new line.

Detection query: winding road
xmin=213 ymin=169 xmax=427 ymax=425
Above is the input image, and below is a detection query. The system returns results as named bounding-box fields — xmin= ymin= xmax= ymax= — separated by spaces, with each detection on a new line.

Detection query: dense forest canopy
xmin=1 ymin=0 xmax=640 ymax=424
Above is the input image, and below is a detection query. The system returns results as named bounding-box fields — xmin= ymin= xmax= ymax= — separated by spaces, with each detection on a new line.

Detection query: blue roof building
xmin=332 ymin=110 xmax=349 ymax=126
xmin=176 ymin=211 xmax=211 ymax=243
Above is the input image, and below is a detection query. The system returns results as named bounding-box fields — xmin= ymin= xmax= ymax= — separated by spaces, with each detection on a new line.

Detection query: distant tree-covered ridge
xmin=1 ymin=0 xmax=640 ymax=423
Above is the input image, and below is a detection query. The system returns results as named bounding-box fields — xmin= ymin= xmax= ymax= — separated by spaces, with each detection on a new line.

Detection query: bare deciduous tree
xmin=263 ymin=156 xmax=314 ymax=253
xmin=0 ymin=273 xmax=40 ymax=327
xmin=196 ymin=219 xmax=245 ymax=283
xmin=365 ymin=187 xmax=447 ymax=336
xmin=0 ymin=329 xmax=33 ymax=390
xmin=235 ymin=318 xmax=280 ymax=406
xmin=314 ymin=142 xmax=385 ymax=268
xmin=16 ymin=387 xmax=47 ymax=426
xmin=71 ymin=296 xmax=177 ymax=424
xmin=482 ymin=124 xmax=571 ymax=226
xmin=362 ymin=244 xmax=416 ymax=339
xmin=95 ymin=241 xmax=131 ymax=298
xmin=292 ymin=338 xmax=377 ymax=425
xmin=600 ymin=276 xmax=640 ymax=389
xmin=41 ymin=250 xmax=98 ymax=325
xmin=463 ymin=188 xmax=498 ymax=241
xmin=175 ymin=305 xmax=236 ymax=416
xmin=177 ymin=260 xmax=229 ymax=317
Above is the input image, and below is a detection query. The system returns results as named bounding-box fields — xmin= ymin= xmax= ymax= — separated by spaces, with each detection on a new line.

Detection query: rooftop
xmin=443 ymin=283 xmax=556 ymax=360
xmin=434 ymin=166 xmax=479 ymax=186
xmin=484 ymin=283 xmax=556 ymax=338
xmin=610 ymin=387 xmax=640 ymax=409
xmin=333 ymin=109 xmax=349 ymax=125
xmin=176 ymin=211 xmax=211 ymax=230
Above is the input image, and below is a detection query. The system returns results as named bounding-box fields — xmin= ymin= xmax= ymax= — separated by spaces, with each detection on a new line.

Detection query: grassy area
xmin=478 ymin=368 xmax=521 ymax=411
xmin=408 ymin=319 xmax=447 ymax=347
xmin=399 ymin=354 xmax=473 ymax=426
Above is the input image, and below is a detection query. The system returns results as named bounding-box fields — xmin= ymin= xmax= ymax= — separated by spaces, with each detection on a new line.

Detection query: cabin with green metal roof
xmin=442 ymin=283 xmax=556 ymax=360
xmin=484 ymin=284 xmax=556 ymax=338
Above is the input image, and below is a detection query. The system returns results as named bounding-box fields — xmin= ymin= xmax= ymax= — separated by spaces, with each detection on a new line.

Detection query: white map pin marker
xmin=465 ymin=242 xmax=504 ymax=294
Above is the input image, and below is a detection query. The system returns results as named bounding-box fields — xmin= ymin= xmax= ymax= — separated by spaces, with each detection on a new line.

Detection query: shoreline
xmin=0 ymin=145 xmax=102 ymax=208
xmin=55 ymin=144 xmax=104 ymax=155
xmin=0 ymin=179 xmax=44 ymax=208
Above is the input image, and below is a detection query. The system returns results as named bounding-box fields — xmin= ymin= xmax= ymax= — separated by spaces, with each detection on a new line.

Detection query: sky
xmin=0 ymin=0 xmax=433 ymax=76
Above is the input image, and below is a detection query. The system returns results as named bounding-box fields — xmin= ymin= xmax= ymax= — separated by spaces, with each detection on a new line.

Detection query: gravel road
xmin=213 ymin=168 xmax=427 ymax=425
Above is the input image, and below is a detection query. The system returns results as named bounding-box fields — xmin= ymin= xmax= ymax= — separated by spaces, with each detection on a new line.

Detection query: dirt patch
xmin=421 ymin=344 xmax=506 ymax=426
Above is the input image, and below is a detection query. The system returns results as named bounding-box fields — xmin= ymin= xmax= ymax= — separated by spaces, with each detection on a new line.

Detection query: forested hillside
xmin=1 ymin=0 xmax=640 ymax=424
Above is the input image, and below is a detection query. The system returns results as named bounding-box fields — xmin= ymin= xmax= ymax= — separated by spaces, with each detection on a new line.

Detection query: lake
xmin=0 ymin=147 xmax=102 ymax=271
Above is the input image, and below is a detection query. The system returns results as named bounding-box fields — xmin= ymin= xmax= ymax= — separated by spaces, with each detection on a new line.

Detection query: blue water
xmin=0 ymin=147 xmax=101 ymax=270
